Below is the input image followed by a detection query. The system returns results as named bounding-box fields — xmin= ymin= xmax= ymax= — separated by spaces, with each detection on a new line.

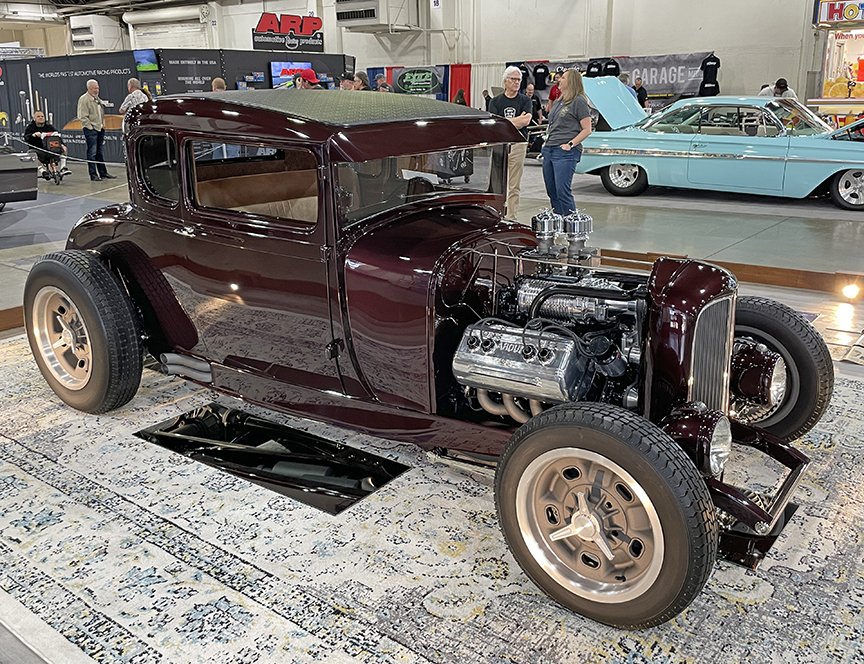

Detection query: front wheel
xmin=600 ymin=164 xmax=648 ymax=196
xmin=24 ymin=250 xmax=143 ymax=413
xmin=495 ymin=403 xmax=717 ymax=628
xmin=732 ymin=296 xmax=833 ymax=441
xmin=829 ymin=169 xmax=864 ymax=210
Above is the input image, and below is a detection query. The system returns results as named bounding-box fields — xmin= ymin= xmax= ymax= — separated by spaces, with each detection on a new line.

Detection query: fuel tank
xmin=341 ymin=204 xmax=534 ymax=412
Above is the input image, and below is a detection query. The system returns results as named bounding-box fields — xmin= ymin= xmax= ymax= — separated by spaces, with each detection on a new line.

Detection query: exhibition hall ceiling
xmin=50 ymin=0 xmax=199 ymax=16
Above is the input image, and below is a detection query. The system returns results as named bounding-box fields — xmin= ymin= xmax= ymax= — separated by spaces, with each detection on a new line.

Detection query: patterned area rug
xmin=0 ymin=335 xmax=861 ymax=664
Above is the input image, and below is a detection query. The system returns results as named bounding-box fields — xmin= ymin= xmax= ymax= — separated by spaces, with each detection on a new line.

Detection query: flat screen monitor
xmin=271 ymin=61 xmax=312 ymax=88
xmin=134 ymin=49 xmax=159 ymax=72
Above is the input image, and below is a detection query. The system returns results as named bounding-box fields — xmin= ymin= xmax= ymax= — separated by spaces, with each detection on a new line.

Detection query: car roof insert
xmin=173 ymin=89 xmax=489 ymax=127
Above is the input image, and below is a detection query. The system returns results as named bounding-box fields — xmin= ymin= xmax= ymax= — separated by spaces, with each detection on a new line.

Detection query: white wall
xmin=152 ymin=0 xmax=822 ymax=97
xmin=606 ymin=0 xmax=819 ymax=97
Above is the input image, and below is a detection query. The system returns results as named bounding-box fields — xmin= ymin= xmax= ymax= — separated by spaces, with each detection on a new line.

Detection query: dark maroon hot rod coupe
xmin=23 ymin=91 xmax=833 ymax=628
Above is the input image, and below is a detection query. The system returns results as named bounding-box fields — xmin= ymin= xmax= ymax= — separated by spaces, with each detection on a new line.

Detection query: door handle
xmin=173 ymin=225 xmax=195 ymax=237
xmin=691 ymin=143 xmax=704 ymax=149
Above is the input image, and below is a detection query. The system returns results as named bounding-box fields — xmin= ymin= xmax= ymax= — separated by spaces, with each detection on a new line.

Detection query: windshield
xmin=765 ymin=99 xmax=831 ymax=136
xmin=335 ymin=145 xmax=506 ymax=227
xmin=641 ymin=105 xmax=702 ymax=133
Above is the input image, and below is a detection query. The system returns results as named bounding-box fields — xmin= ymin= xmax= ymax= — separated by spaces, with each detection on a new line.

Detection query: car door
xmin=687 ymin=105 xmax=790 ymax=192
xmin=172 ymin=136 xmax=343 ymax=394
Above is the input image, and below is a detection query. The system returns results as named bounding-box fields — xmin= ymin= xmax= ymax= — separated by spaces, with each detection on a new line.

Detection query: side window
xmin=698 ymin=106 xmax=744 ymax=136
xmin=138 ymin=134 xmax=179 ymax=202
xmin=746 ymin=109 xmax=780 ymax=137
xmin=189 ymin=141 xmax=318 ymax=226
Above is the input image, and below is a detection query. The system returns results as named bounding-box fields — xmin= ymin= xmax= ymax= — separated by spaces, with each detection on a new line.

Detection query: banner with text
xmin=391 ymin=66 xmax=446 ymax=95
xmin=549 ymin=51 xmax=710 ymax=98
xmin=252 ymin=13 xmax=325 ymax=52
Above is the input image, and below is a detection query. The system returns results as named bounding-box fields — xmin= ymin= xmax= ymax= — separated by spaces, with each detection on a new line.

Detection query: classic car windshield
xmin=765 ymin=99 xmax=831 ymax=136
xmin=641 ymin=106 xmax=702 ymax=133
xmin=335 ymin=145 xmax=506 ymax=226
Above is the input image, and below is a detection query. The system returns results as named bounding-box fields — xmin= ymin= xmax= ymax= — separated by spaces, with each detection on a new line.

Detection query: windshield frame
xmin=333 ymin=142 xmax=509 ymax=229
xmin=764 ymin=98 xmax=832 ymax=136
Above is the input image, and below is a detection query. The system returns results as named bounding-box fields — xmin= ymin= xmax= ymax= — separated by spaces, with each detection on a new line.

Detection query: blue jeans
xmin=541 ymin=144 xmax=581 ymax=214
xmin=83 ymin=127 xmax=108 ymax=179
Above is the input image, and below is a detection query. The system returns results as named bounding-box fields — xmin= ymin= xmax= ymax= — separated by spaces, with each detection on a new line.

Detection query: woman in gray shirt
xmin=542 ymin=68 xmax=592 ymax=214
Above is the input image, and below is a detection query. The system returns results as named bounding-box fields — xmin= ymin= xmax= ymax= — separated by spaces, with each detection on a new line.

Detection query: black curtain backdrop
xmin=0 ymin=49 xmax=354 ymax=163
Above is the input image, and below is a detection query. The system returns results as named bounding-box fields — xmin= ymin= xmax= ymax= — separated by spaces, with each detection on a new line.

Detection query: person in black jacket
xmin=634 ymin=77 xmax=648 ymax=108
xmin=24 ymin=110 xmax=70 ymax=177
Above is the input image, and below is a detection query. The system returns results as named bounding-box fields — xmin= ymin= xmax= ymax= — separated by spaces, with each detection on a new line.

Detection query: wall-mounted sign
xmin=393 ymin=66 xmax=444 ymax=95
xmin=252 ymin=13 xmax=325 ymax=52
xmin=817 ymin=1 xmax=864 ymax=24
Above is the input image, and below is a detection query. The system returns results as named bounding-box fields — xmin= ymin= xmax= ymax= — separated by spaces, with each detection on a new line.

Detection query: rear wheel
xmin=24 ymin=250 xmax=143 ymax=413
xmin=600 ymin=164 xmax=648 ymax=196
xmin=829 ymin=169 xmax=864 ymax=210
xmin=732 ymin=296 xmax=833 ymax=441
xmin=495 ymin=403 xmax=717 ymax=628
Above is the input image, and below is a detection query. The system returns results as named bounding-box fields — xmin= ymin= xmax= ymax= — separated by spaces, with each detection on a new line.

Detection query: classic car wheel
xmin=600 ymin=164 xmax=648 ymax=196
xmin=732 ymin=296 xmax=833 ymax=441
xmin=495 ymin=403 xmax=717 ymax=628
xmin=24 ymin=250 xmax=143 ymax=413
xmin=830 ymin=169 xmax=864 ymax=209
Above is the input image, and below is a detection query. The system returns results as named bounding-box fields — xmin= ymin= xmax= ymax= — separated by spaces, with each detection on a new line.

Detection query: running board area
xmin=135 ymin=402 xmax=409 ymax=514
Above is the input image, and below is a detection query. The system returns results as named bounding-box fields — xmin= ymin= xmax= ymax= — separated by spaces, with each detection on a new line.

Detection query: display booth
xmin=810 ymin=0 xmax=864 ymax=125
xmin=0 ymin=49 xmax=354 ymax=163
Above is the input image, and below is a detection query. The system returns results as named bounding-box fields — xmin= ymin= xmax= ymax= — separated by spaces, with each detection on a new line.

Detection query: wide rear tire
xmin=495 ymin=403 xmax=717 ymax=628
xmin=24 ymin=250 xmax=143 ymax=413
xmin=732 ymin=296 xmax=833 ymax=441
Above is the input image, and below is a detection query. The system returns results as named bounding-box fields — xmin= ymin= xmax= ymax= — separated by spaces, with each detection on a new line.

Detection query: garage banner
xmin=549 ymin=52 xmax=711 ymax=98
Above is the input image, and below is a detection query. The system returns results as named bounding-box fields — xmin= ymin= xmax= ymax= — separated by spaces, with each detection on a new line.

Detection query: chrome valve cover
xmin=452 ymin=322 xmax=584 ymax=403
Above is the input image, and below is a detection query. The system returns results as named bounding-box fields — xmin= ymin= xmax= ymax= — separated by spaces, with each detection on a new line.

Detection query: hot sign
xmin=252 ymin=12 xmax=325 ymax=52
xmin=819 ymin=1 xmax=864 ymax=23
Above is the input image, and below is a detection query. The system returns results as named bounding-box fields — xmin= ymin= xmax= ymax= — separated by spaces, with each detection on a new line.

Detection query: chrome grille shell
xmin=690 ymin=295 xmax=735 ymax=413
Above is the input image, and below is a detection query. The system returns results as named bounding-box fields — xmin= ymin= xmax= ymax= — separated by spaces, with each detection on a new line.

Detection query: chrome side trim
xmin=584 ymin=146 xmax=864 ymax=167
xmin=583 ymin=147 xmax=785 ymax=161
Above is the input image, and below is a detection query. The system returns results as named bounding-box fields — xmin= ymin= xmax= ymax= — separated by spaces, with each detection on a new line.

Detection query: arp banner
xmin=252 ymin=13 xmax=325 ymax=52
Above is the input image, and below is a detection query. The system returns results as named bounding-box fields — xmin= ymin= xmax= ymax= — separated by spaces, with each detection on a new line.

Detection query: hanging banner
xmin=252 ymin=12 xmax=325 ymax=52
xmin=392 ymin=66 xmax=445 ymax=95
xmin=548 ymin=52 xmax=710 ymax=98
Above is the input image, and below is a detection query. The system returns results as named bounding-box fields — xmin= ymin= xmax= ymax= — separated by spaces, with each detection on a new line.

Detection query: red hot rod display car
xmin=23 ymin=91 xmax=834 ymax=628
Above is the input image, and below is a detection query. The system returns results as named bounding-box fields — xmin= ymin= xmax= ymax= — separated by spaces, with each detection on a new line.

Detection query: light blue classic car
xmin=577 ymin=77 xmax=864 ymax=210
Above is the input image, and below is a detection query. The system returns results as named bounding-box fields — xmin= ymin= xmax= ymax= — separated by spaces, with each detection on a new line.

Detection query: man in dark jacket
xmin=24 ymin=110 xmax=70 ymax=178
xmin=634 ymin=77 xmax=649 ymax=108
